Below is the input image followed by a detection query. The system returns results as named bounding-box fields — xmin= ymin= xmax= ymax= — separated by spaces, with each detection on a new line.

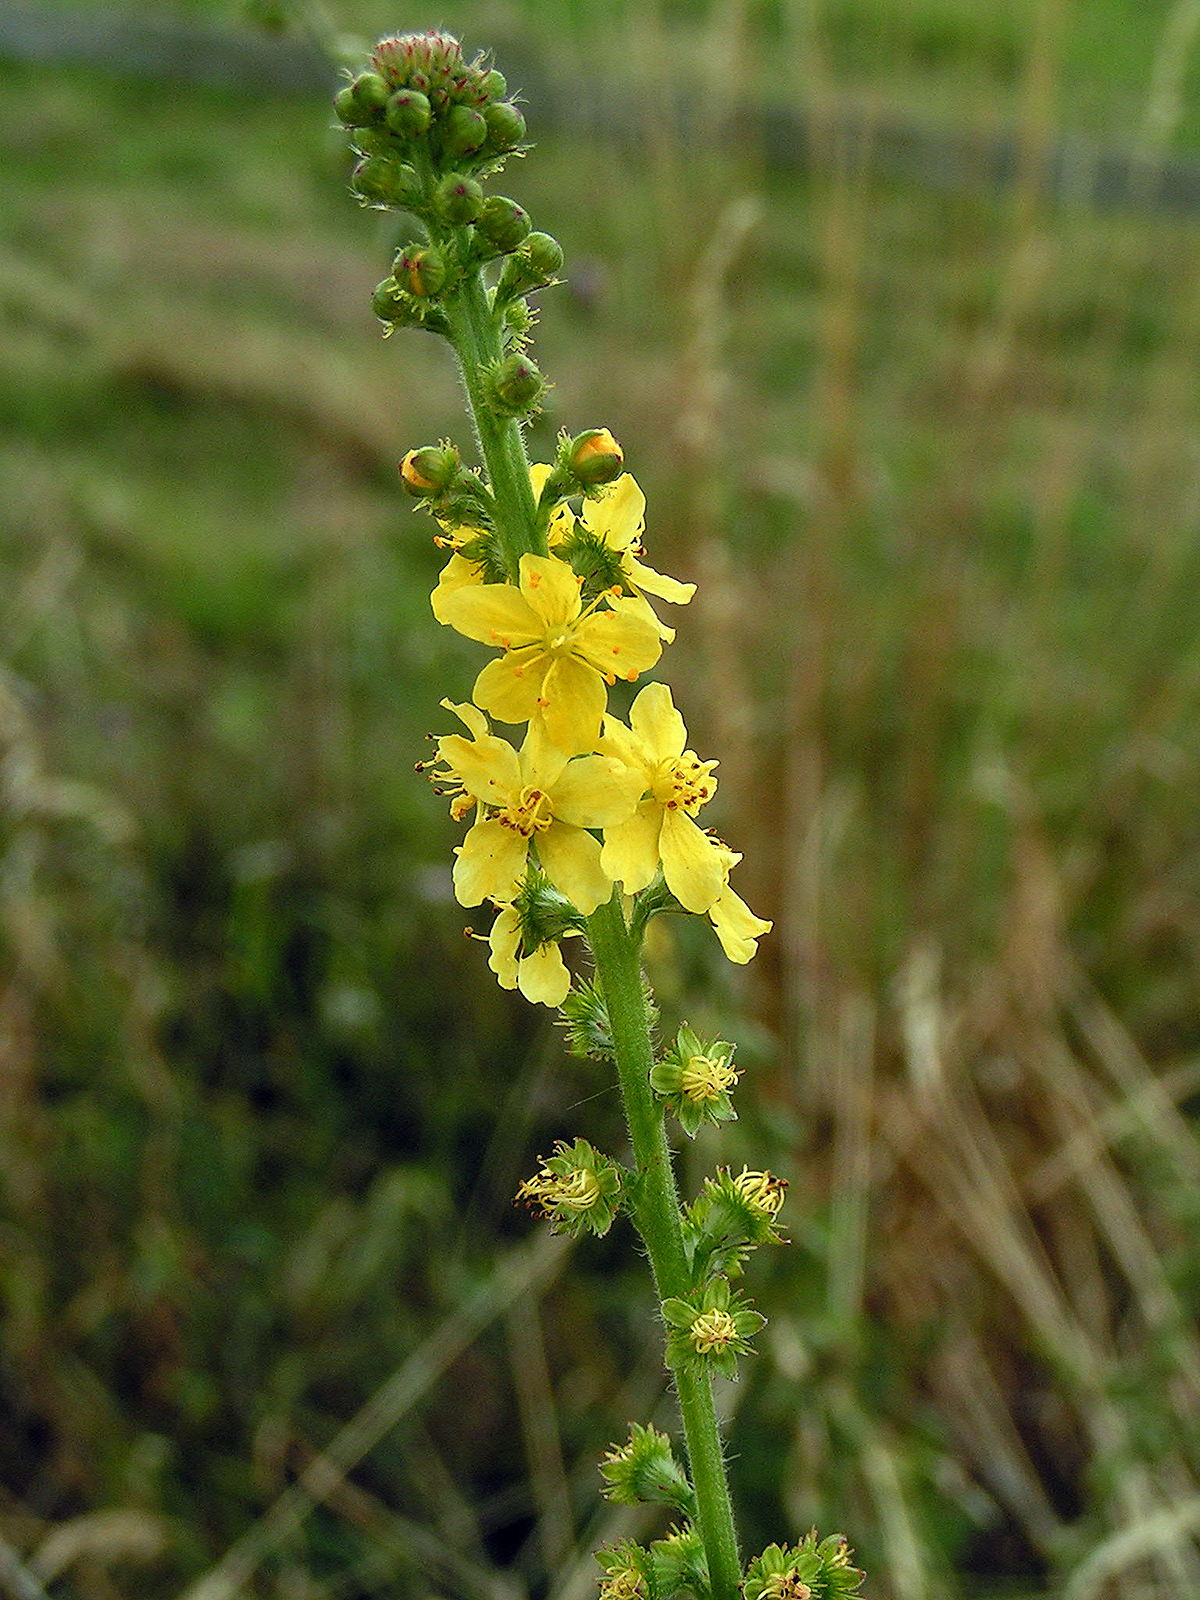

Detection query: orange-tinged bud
xmin=400 ymin=444 xmax=460 ymax=495
xmin=569 ymin=428 xmax=623 ymax=486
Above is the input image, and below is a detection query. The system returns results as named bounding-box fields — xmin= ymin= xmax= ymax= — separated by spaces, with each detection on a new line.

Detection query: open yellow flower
xmin=439 ymin=717 xmax=642 ymax=912
xmin=488 ymin=907 xmax=572 ymax=1008
xmin=707 ymin=848 xmax=772 ymax=963
xmin=598 ymin=682 xmax=726 ymax=913
xmin=437 ymin=553 xmax=662 ymax=754
xmin=580 ymin=474 xmax=695 ymax=642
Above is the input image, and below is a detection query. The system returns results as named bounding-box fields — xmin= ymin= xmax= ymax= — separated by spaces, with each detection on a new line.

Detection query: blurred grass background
xmin=4 ymin=0 xmax=1200 ymax=1596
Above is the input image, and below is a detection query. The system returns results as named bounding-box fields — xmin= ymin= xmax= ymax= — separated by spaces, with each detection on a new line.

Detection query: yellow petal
xmin=620 ymin=588 xmax=675 ymax=644
xmin=436 ymin=732 xmax=521 ymax=805
xmin=517 ymin=722 xmax=570 ymax=792
xmin=600 ymin=801 xmax=662 ymax=895
xmin=536 ymin=824 xmax=611 ymax=915
xmin=629 ymin=681 xmax=687 ymax=760
xmin=660 ymin=807 xmax=727 ymax=913
xmin=549 ymin=754 xmax=643 ymax=829
xmin=452 ymin=818 xmax=527 ymax=906
xmin=597 ymin=714 xmax=649 ymax=775
xmin=430 ymin=553 xmax=484 ymax=624
xmin=518 ymin=942 xmax=571 ymax=1007
xmin=573 ymin=607 xmax=662 ymax=682
xmin=519 ymin=553 xmax=582 ymax=629
xmin=488 ymin=907 xmax=521 ymax=990
xmin=473 ymin=650 xmax=550 ymax=725
xmin=437 ymin=581 xmax=544 ymax=647
xmin=627 ymin=553 xmax=696 ymax=606
xmin=581 ymin=473 xmax=645 ymax=553
xmin=439 ymin=698 xmax=490 ymax=740
xmin=536 ymin=655 xmax=607 ymax=753
xmin=709 ymin=884 xmax=773 ymax=964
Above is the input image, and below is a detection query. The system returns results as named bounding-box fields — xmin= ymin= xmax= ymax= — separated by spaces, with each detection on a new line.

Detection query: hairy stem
xmin=587 ymin=893 xmax=743 ymax=1600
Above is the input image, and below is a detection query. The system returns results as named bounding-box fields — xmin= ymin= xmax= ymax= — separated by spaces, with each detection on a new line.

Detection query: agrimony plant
xmin=334 ymin=30 xmax=867 ymax=1600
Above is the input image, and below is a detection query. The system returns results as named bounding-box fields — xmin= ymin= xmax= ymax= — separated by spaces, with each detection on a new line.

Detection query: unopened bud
xmin=334 ymin=86 xmax=368 ymax=127
xmin=490 ymin=354 xmax=544 ymax=413
xmin=525 ymin=232 xmax=564 ymax=279
xmin=481 ymin=67 xmax=507 ymax=100
xmin=443 ymin=104 xmax=488 ymax=157
xmin=385 ymin=88 xmax=432 ymax=137
xmin=352 ymin=72 xmax=391 ymax=116
xmin=436 ymin=173 xmax=484 ymax=224
xmin=569 ymin=428 xmax=624 ymax=486
xmin=400 ymin=444 xmax=460 ymax=496
xmin=371 ymin=277 xmax=407 ymax=321
xmin=483 ymin=101 xmax=526 ymax=151
xmin=394 ymin=245 xmax=447 ymax=297
xmin=476 ymin=195 xmax=531 ymax=254
xmin=352 ymin=157 xmax=421 ymax=208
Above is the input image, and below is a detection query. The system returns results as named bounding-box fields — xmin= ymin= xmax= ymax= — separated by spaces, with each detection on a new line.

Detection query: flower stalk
xmin=334 ymin=30 xmax=862 ymax=1600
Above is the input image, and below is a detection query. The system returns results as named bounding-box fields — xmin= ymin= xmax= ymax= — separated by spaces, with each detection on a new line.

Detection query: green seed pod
xmin=483 ymin=101 xmax=526 ymax=151
xmin=443 ymin=104 xmax=489 ymax=158
xmin=394 ymin=245 xmax=447 ymax=298
xmin=436 ymin=173 xmax=484 ymax=225
xmin=371 ymin=277 xmax=408 ymax=321
xmin=351 ymin=157 xmax=421 ymax=209
xmin=352 ymin=72 xmax=392 ymax=116
xmin=481 ymin=67 xmax=507 ymax=100
xmin=476 ymin=196 xmax=531 ymax=254
xmin=490 ymin=353 xmax=544 ymax=413
xmin=385 ymin=88 xmax=432 ymax=137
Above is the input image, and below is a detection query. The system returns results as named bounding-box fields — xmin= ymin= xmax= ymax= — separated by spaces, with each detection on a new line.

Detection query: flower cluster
xmin=423 ymin=459 xmax=770 ymax=1007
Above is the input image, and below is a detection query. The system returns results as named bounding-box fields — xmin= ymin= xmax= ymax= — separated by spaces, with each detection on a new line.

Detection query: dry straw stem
xmin=180 ymin=1232 xmax=568 ymax=1600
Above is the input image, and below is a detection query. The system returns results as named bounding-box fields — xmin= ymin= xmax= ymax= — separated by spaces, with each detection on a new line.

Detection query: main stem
xmin=587 ymin=895 xmax=743 ymax=1600
xmin=445 ymin=259 xmax=741 ymax=1599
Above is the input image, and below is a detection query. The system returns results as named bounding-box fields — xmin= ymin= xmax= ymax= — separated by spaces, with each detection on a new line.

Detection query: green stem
xmin=442 ymin=267 xmax=545 ymax=576
xmin=587 ymin=893 xmax=743 ymax=1600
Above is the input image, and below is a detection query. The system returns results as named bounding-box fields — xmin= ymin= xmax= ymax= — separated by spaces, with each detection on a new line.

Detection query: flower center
xmin=498 ymin=786 xmax=554 ymax=837
xmin=680 ymin=1053 xmax=737 ymax=1103
xmin=600 ymin=1568 xmax=646 ymax=1600
xmin=689 ymin=1307 xmax=737 ymax=1354
xmin=652 ymin=752 xmax=717 ymax=815
xmin=732 ymin=1168 xmax=787 ymax=1217
xmin=762 ymin=1573 xmax=812 ymax=1600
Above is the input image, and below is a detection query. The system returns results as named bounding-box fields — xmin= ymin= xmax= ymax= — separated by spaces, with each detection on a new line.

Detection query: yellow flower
xmin=707 ymin=849 xmax=772 ymax=963
xmin=487 ymin=907 xmax=572 ymax=1008
xmin=580 ymin=474 xmax=695 ymax=642
xmin=598 ymin=682 xmax=725 ymax=913
xmin=430 ymin=464 xmax=573 ymax=625
xmin=436 ymin=553 xmax=662 ymax=754
xmin=438 ymin=718 xmax=642 ymax=912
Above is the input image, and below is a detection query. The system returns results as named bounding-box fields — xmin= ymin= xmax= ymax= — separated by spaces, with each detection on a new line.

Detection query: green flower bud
xmin=443 ymin=104 xmax=488 ymax=157
xmin=436 ymin=173 xmax=484 ymax=224
xmin=371 ymin=277 xmax=407 ymax=321
xmin=400 ymin=443 xmax=461 ymax=496
xmin=489 ymin=353 xmax=543 ymax=413
xmin=385 ymin=88 xmax=432 ymax=137
xmin=481 ymin=67 xmax=507 ymax=100
xmin=352 ymin=128 xmax=397 ymax=158
xmin=525 ymin=231 xmax=564 ymax=278
xmin=394 ymin=245 xmax=447 ymax=298
xmin=476 ymin=195 xmax=531 ymax=254
xmin=351 ymin=157 xmax=421 ymax=209
xmin=483 ymin=101 xmax=526 ymax=151
xmin=334 ymin=86 xmax=368 ymax=127
xmin=352 ymin=72 xmax=391 ymax=116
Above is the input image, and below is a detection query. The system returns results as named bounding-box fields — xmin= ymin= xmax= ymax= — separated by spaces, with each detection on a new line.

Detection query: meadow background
xmin=4 ymin=0 xmax=1200 ymax=1596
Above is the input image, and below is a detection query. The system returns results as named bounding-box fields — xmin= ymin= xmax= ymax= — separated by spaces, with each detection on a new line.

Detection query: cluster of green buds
xmin=335 ymin=27 xmax=562 ymax=413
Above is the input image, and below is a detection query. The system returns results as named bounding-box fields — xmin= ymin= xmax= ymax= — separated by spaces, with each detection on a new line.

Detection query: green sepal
xmin=682 ymin=1166 xmax=787 ymax=1283
xmin=660 ymin=1276 xmax=765 ymax=1380
xmin=742 ymin=1533 xmax=865 ymax=1600
xmin=650 ymin=1024 xmax=739 ymax=1139
xmin=600 ymin=1423 xmax=696 ymax=1517
xmin=516 ymin=1137 xmax=627 ymax=1239
xmin=557 ymin=529 xmax=628 ymax=604
xmin=559 ymin=971 xmax=656 ymax=1062
xmin=596 ymin=1540 xmax=656 ymax=1600
xmin=650 ymin=1524 xmax=709 ymax=1599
